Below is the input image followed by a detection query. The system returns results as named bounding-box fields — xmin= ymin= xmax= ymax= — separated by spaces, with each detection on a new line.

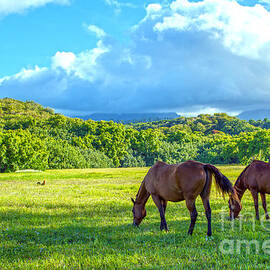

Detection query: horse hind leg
xmin=151 ymin=194 xmax=168 ymax=231
xmin=201 ymin=167 xmax=212 ymax=236
xmin=200 ymin=195 xmax=212 ymax=236
xmin=162 ymin=200 xmax=167 ymax=214
xmin=250 ymin=189 xmax=259 ymax=220
xmin=186 ymin=198 xmax=198 ymax=235
xmin=260 ymin=193 xmax=269 ymax=220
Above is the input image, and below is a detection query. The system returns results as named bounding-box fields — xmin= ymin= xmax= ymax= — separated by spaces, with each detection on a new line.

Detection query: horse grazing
xmin=229 ymin=160 xmax=270 ymax=220
xmin=131 ymin=160 xmax=239 ymax=236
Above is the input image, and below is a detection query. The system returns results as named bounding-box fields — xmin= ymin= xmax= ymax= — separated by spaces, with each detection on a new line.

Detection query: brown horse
xmin=131 ymin=160 xmax=240 ymax=236
xmin=229 ymin=160 xmax=270 ymax=220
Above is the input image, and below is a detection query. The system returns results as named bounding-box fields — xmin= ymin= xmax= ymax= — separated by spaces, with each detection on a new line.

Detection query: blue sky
xmin=0 ymin=0 xmax=150 ymax=76
xmin=1 ymin=0 xmax=270 ymax=115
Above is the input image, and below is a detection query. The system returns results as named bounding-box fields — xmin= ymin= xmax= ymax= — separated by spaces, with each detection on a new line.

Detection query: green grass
xmin=0 ymin=165 xmax=269 ymax=269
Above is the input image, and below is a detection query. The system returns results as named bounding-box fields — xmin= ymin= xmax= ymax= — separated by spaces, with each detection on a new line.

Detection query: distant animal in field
xmin=229 ymin=160 xmax=270 ymax=220
xmin=131 ymin=160 xmax=240 ymax=236
xmin=37 ymin=180 xmax=46 ymax=186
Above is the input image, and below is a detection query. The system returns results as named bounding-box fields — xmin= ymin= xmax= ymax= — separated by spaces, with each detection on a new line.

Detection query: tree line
xmin=0 ymin=98 xmax=270 ymax=172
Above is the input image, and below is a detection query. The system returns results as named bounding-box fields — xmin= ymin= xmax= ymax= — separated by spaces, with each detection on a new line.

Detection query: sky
xmin=1 ymin=0 xmax=270 ymax=116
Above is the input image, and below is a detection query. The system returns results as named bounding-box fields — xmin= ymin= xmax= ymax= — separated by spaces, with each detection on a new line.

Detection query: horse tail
xmin=203 ymin=164 xmax=239 ymax=202
xmin=201 ymin=167 xmax=211 ymax=198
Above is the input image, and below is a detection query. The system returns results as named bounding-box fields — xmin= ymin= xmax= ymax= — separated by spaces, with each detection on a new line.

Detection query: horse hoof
xmin=160 ymin=224 xmax=168 ymax=231
xmin=205 ymin=236 xmax=213 ymax=241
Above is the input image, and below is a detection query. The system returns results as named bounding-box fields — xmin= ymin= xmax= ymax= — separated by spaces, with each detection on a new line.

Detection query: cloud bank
xmin=1 ymin=0 xmax=270 ymax=114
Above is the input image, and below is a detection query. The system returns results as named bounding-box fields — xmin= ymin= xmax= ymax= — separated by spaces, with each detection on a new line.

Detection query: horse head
xmin=228 ymin=191 xmax=242 ymax=219
xmin=131 ymin=198 xmax=147 ymax=227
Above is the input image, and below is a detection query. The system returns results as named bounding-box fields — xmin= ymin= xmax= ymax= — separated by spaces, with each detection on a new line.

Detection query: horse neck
xmin=234 ymin=176 xmax=247 ymax=201
xmin=136 ymin=180 xmax=150 ymax=205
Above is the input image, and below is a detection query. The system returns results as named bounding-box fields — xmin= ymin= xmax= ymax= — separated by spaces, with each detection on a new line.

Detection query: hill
xmin=0 ymin=97 xmax=54 ymax=118
xmin=130 ymin=113 xmax=258 ymax=135
xmin=0 ymin=98 xmax=270 ymax=172
xmin=74 ymin=112 xmax=179 ymax=123
xmin=238 ymin=109 xmax=270 ymax=120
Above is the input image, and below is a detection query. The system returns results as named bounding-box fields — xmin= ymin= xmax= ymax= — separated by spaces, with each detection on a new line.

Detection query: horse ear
xmin=131 ymin=198 xmax=135 ymax=204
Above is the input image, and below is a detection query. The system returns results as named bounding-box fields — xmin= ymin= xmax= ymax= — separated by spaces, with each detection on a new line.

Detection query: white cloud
xmin=144 ymin=4 xmax=163 ymax=20
xmin=104 ymin=0 xmax=136 ymax=8
xmin=104 ymin=0 xmax=136 ymax=13
xmin=51 ymin=41 xmax=109 ymax=81
xmin=146 ymin=3 xmax=162 ymax=14
xmin=0 ymin=0 xmax=69 ymax=16
xmin=51 ymin=52 xmax=76 ymax=72
xmin=2 ymin=0 xmax=270 ymax=114
xmin=178 ymin=106 xmax=240 ymax=117
xmin=86 ymin=25 xmax=106 ymax=38
xmin=155 ymin=0 xmax=270 ymax=59
xmin=259 ymin=0 xmax=270 ymax=4
xmin=0 ymin=66 xmax=48 ymax=84
xmin=154 ymin=13 xmax=190 ymax=31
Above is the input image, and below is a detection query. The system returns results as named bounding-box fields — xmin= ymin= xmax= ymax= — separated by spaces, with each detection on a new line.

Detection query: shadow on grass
xmin=0 ymin=223 xmax=195 ymax=261
xmin=0 ymin=204 xmax=218 ymax=263
xmin=0 ymin=200 xmax=263 ymax=264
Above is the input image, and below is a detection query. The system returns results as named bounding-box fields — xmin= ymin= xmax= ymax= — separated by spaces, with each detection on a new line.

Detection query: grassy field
xmin=0 ymin=165 xmax=269 ymax=269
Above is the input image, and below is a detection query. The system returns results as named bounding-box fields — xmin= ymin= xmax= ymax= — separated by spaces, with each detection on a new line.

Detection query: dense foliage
xmin=0 ymin=98 xmax=270 ymax=172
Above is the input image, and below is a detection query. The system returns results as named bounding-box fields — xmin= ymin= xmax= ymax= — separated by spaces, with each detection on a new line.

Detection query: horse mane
xmin=235 ymin=161 xmax=255 ymax=187
xmin=135 ymin=179 xmax=150 ymax=204
xmin=135 ymin=180 xmax=145 ymax=201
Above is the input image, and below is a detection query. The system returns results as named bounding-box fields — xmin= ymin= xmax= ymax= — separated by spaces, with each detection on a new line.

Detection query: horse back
xmin=144 ymin=160 xmax=207 ymax=202
xmin=246 ymin=161 xmax=270 ymax=193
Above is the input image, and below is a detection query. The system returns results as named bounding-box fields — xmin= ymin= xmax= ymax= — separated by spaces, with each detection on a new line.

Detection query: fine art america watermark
xmin=218 ymin=208 xmax=270 ymax=255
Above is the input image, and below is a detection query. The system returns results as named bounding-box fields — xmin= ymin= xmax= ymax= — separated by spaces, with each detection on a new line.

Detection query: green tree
xmin=0 ymin=130 xmax=48 ymax=172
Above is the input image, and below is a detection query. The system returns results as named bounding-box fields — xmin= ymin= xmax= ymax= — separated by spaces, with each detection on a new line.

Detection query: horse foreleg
xmin=151 ymin=194 xmax=168 ymax=231
xmin=250 ymin=189 xmax=259 ymax=220
xmin=186 ymin=199 xmax=197 ymax=235
xmin=260 ymin=193 xmax=269 ymax=220
xmin=201 ymin=196 xmax=212 ymax=236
